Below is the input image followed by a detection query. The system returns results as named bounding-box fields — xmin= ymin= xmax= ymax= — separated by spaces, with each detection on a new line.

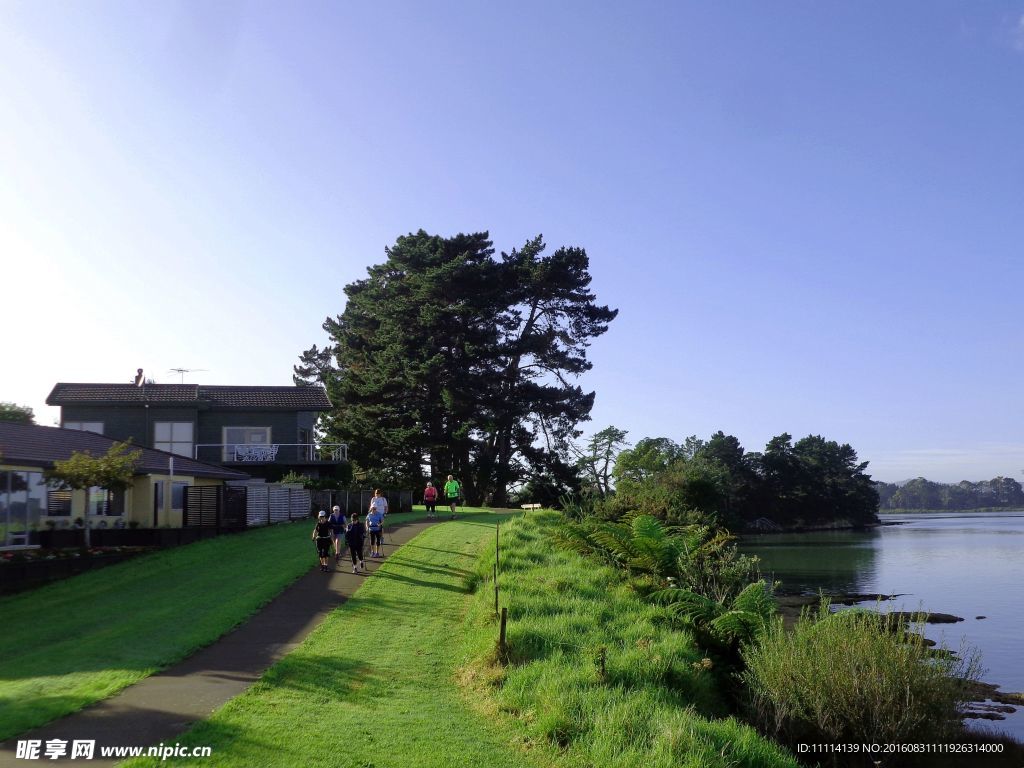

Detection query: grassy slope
xmin=124 ymin=510 xmax=545 ymax=768
xmin=457 ymin=512 xmax=799 ymax=768
xmin=126 ymin=510 xmax=796 ymax=768
xmin=0 ymin=520 xmax=328 ymax=740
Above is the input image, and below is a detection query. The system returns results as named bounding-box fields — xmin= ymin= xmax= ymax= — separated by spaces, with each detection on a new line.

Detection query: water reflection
xmin=742 ymin=529 xmax=880 ymax=594
xmin=740 ymin=513 xmax=1024 ymax=741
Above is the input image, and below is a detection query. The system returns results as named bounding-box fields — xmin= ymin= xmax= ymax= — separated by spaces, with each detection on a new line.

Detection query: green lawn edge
xmin=122 ymin=509 xmax=543 ymax=768
xmin=0 ymin=519 xmax=331 ymax=740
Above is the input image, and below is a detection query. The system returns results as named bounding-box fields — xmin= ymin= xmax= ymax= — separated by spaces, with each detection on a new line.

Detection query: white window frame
xmin=222 ymin=426 xmax=272 ymax=461
xmin=154 ymin=421 xmax=194 ymax=457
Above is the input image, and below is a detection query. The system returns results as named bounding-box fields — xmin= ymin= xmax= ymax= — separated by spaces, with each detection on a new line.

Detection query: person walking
xmin=444 ymin=475 xmax=461 ymax=519
xmin=311 ymin=510 xmax=333 ymax=572
xmin=328 ymin=504 xmax=347 ymax=562
xmin=345 ymin=512 xmax=367 ymax=573
xmin=423 ymin=481 xmax=438 ymax=518
xmin=367 ymin=489 xmax=388 ymax=557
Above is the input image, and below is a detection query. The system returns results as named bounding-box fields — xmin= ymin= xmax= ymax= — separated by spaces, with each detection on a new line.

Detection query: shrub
xmin=742 ymin=603 xmax=981 ymax=749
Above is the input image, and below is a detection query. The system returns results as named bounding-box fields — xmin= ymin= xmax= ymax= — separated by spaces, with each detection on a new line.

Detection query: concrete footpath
xmin=0 ymin=517 xmax=437 ymax=767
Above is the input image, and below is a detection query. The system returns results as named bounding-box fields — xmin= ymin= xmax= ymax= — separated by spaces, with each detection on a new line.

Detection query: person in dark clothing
xmin=311 ymin=510 xmax=333 ymax=572
xmin=345 ymin=513 xmax=367 ymax=574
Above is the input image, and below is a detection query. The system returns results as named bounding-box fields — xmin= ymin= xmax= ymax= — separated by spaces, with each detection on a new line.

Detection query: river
xmin=741 ymin=511 xmax=1024 ymax=741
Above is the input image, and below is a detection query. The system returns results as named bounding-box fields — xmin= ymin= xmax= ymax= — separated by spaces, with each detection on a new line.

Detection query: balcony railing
xmin=193 ymin=443 xmax=348 ymax=464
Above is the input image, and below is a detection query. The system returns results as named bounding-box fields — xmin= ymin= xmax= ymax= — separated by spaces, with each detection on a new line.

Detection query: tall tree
xmin=572 ymin=426 xmax=630 ymax=497
xmin=297 ymin=230 xmax=616 ymax=504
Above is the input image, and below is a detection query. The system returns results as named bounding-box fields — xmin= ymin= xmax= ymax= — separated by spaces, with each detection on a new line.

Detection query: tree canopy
xmin=45 ymin=441 xmax=141 ymax=546
xmin=45 ymin=441 xmax=141 ymax=493
xmin=0 ymin=402 xmax=35 ymax=424
xmin=295 ymin=230 xmax=616 ymax=505
xmin=604 ymin=430 xmax=879 ymax=529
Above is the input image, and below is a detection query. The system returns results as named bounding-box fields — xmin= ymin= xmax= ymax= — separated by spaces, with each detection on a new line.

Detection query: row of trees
xmin=294 ymin=231 xmax=617 ymax=507
xmin=876 ymin=476 xmax=1024 ymax=510
xmin=574 ymin=429 xmax=879 ymax=530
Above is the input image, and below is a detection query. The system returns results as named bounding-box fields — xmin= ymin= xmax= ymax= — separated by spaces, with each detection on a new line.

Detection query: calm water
xmin=742 ymin=511 xmax=1024 ymax=740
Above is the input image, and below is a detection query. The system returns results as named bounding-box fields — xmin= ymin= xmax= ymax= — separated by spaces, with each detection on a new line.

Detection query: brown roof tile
xmin=46 ymin=384 xmax=331 ymax=410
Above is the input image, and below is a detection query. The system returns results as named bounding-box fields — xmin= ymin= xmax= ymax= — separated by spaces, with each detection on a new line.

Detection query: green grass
xmin=456 ymin=511 xmax=799 ymax=768
xmin=0 ymin=519 xmax=332 ymax=740
xmin=123 ymin=508 xmax=545 ymax=768
xmin=743 ymin=603 xmax=982 ymax=747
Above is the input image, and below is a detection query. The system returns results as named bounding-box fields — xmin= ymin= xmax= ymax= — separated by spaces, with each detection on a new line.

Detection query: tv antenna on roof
xmin=168 ymin=368 xmax=208 ymax=383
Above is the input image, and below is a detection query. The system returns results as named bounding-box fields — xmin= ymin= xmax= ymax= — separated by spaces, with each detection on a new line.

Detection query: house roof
xmin=0 ymin=423 xmax=249 ymax=480
xmin=46 ymin=383 xmax=332 ymax=410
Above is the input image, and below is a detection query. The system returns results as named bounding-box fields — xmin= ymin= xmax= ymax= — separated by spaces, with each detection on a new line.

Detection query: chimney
xmin=134 ymin=368 xmax=144 ymax=386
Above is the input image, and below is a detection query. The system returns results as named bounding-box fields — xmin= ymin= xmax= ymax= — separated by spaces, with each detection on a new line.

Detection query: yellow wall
xmin=0 ymin=463 xmax=223 ymax=530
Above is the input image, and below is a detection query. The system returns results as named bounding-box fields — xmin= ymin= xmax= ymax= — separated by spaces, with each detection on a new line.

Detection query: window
xmin=64 ymin=421 xmax=104 ymax=434
xmin=47 ymin=489 xmax=72 ymax=516
xmin=223 ymin=427 xmax=272 ymax=461
xmin=154 ymin=422 xmax=194 ymax=457
xmin=86 ymin=487 xmax=124 ymax=516
xmin=171 ymin=481 xmax=188 ymax=512
xmin=0 ymin=471 xmax=45 ymax=546
xmin=88 ymin=487 xmax=108 ymax=516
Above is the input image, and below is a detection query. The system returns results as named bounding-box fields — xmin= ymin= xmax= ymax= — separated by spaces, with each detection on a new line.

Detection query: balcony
xmin=193 ymin=443 xmax=348 ymax=465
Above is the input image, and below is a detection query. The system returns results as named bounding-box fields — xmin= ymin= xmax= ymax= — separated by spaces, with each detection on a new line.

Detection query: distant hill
xmin=875 ymin=476 xmax=1024 ymax=511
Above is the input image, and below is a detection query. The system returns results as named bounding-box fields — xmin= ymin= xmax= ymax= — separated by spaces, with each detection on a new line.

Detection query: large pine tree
xmin=295 ymin=230 xmax=616 ymax=504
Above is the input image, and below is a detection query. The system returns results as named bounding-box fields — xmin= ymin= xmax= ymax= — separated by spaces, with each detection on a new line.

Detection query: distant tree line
xmin=876 ymin=476 xmax=1024 ymax=510
xmin=570 ymin=429 xmax=879 ymax=530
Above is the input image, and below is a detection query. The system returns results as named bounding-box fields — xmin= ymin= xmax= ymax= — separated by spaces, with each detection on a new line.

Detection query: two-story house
xmin=46 ymin=381 xmax=346 ymax=483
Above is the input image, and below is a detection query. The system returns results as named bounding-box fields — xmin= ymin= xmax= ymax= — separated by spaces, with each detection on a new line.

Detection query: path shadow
xmin=370 ymin=571 xmax=468 ymax=594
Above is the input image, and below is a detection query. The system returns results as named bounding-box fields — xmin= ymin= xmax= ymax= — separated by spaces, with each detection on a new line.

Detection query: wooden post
xmin=499 ymin=606 xmax=508 ymax=658
xmin=494 ymin=563 xmax=499 ymax=616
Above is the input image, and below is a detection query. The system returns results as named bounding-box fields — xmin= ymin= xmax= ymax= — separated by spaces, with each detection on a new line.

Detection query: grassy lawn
xmin=122 ymin=509 xmax=796 ymax=768
xmin=124 ymin=508 xmax=543 ymax=768
xmin=0 ymin=518 xmax=347 ymax=741
xmin=456 ymin=512 xmax=799 ymax=768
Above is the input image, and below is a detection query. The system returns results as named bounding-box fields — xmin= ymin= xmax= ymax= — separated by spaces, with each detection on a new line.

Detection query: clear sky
xmin=2 ymin=1 xmax=1023 ymax=484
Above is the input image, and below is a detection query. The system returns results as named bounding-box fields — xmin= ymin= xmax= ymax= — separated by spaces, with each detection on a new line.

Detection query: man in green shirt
xmin=444 ymin=475 xmax=461 ymax=519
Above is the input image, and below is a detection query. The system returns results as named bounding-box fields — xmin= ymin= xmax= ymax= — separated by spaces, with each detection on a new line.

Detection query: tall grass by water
xmin=459 ymin=511 xmax=798 ymax=768
xmin=742 ymin=602 xmax=981 ymax=750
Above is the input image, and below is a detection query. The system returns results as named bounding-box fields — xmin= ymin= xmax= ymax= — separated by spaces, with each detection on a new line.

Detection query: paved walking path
xmin=0 ymin=517 xmax=437 ymax=767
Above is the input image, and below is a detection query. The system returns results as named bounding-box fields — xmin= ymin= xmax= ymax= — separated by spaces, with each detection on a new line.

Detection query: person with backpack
xmin=345 ymin=512 xmax=367 ymax=573
xmin=444 ymin=475 xmax=461 ymax=519
xmin=367 ymin=489 xmax=388 ymax=557
xmin=328 ymin=504 xmax=347 ymax=562
xmin=423 ymin=481 xmax=438 ymax=518
xmin=311 ymin=510 xmax=333 ymax=572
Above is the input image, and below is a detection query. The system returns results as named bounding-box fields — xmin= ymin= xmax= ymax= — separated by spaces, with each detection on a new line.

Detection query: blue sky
xmin=2 ymin=2 xmax=1023 ymax=483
